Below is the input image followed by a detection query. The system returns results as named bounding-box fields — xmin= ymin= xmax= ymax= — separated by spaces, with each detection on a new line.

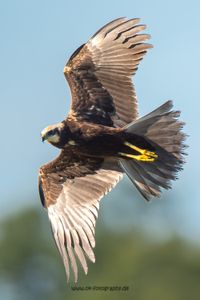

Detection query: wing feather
xmin=39 ymin=151 xmax=122 ymax=282
xmin=64 ymin=17 xmax=152 ymax=126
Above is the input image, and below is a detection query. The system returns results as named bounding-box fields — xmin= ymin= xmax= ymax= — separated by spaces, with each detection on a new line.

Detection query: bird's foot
xmin=120 ymin=141 xmax=158 ymax=162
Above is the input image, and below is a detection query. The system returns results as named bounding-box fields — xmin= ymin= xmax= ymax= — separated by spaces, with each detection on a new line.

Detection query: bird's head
xmin=41 ymin=122 xmax=65 ymax=145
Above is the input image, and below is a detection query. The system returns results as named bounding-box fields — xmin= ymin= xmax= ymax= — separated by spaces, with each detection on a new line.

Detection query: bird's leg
xmin=119 ymin=141 xmax=158 ymax=162
xmin=124 ymin=142 xmax=158 ymax=158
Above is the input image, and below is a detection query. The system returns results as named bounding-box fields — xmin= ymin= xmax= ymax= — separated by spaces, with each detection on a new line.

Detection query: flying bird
xmin=39 ymin=17 xmax=186 ymax=283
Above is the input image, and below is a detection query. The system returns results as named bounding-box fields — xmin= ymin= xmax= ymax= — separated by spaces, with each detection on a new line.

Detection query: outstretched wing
xmin=64 ymin=17 xmax=152 ymax=127
xmin=39 ymin=150 xmax=122 ymax=282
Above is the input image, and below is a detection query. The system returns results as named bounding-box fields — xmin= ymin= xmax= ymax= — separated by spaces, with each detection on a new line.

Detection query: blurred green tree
xmin=0 ymin=207 xmax=200 ymax=300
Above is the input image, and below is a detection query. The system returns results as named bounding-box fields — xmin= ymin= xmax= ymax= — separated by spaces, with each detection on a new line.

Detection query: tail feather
xmin=133 ymin=161 xmax=171 ymax=189
xmin=120 ymin=100 xmax=186 ymax=200
xmin=121 ymin=159 xmax=160 ymax=199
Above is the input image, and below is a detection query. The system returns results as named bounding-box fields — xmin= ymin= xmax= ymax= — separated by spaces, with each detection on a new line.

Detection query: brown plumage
xmin=39 ymin=17 xmax=186 ymax=283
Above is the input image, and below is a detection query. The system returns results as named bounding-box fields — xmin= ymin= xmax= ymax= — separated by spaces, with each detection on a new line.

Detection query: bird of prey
xmin=39 ymin=17 xmax=186 ymax=283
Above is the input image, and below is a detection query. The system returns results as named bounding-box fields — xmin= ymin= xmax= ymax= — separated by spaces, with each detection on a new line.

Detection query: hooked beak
xmin=41 ymin=134 xmax=46 ymax=143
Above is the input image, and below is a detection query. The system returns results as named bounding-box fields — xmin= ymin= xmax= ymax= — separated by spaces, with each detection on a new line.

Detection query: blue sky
xmin=0 ymin=0 xmax=199 ymax=241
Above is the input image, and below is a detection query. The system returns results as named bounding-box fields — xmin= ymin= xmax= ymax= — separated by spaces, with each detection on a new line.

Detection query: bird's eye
xmin=48 ymin=130 xmax=54 ymax=136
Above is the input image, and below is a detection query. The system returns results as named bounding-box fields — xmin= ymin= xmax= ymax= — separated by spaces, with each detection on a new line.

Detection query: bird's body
xmin=42 ymin=118 xmax=155 ymax=159
xmin=39 ymin=17 xmax=186 ymax=283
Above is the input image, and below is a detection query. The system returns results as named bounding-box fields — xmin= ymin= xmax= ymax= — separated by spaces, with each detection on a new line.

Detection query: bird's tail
xmin=119 ymin=100 xmax=186 ymax=200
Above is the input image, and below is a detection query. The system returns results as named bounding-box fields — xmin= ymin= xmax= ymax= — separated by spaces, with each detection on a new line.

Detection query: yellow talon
xmin=120 ymin=141 xmax=158 ymax=162
xmin=119 ymin=152 xmax=156 ymax=162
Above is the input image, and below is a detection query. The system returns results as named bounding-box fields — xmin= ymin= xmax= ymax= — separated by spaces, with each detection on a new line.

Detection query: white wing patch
xmin=87 ymin=17 xmax=152 ymax=125
xmin=47 ymin=168 xmax=123 ymax=282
